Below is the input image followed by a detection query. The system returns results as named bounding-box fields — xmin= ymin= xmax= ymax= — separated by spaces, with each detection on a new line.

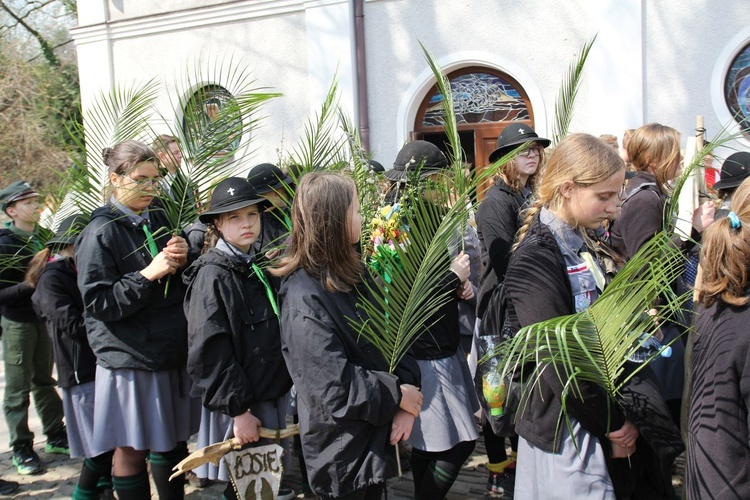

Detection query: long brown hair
xmin=626 ymin=123 xmax=680 ymax=193
xmin=497 ymin=146 xmax=545 ymax=192
xmin=271 ymin=172 xmax=362 ymax=292
xmin=697 ymin=177 xmax=750 ymax=307
xmin=515 ymin=134 xmax=624 ymax=248
xmin=24 ymin=245 xmax=74 ymax=287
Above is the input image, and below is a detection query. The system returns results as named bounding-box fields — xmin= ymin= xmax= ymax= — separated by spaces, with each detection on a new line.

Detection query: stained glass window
xmin=725 ymin=42 xmax=750 ymax=136
xmin=182 ymin=85 xmax=242 ymax=152
xmin=421 ymin=72 xmax=530 ymax=127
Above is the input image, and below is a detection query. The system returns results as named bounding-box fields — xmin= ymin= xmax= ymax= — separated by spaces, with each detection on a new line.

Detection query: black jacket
xmin=505 ymin=216 xmax=626 ymax=452
xmin=687 ymin=301 xmax=750 ymax=499
xmin=476 ymin=179 xmax=529 ymax=317
xmin=31 ymin=258 xmax=97 ymax=388
xmin=75 ymin=204 xmax=189 ymax=371
xmin=279 ymin=268 xmax=420 ymax=498
xmin=183 ymin=249 xmax=291 ymax=417
xmin=253 ymin=209 xmax=290 ymax=256
xmin=0 ymin=226 xmax=50 ymax=322
xmin=409 ymin=268 xmax=462 ymax=360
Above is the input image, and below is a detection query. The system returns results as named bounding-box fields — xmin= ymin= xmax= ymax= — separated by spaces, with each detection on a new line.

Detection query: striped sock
xmin=112 ymin=471 xmax=150 ymax=500
xmin=71 ymin=485 xmax=99 ymax=500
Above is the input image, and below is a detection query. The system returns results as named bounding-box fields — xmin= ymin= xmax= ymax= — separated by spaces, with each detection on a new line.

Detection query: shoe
xmin=12 ymin=443 xmax=43 ymax=475
xmin=487 ymin=471 xmax=515 ymax=495
xmin=45 ymin=432 xmax=70 ymax=455
xmin=0 ymin=479 xmax=19 ymax=495
xmin=277 ymin=488 xmax=295 ymax=500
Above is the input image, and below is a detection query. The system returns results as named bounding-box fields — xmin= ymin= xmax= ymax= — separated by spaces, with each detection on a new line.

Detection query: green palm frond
xmin=289 ymin=78 xmax=348 ymax=178
xmin=552 ymin=35 xmax=597 ymax=145
xmin=155 ymin=55 xmax=282 ymax=233
xmin=496 ymin=230 xmax=687 ymax=425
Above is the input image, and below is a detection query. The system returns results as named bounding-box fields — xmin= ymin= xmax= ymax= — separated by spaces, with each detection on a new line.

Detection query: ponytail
xmin=202 ymin=223 xmax=219 ymax=254
xmin=24 ymin=248 xmax=52 ymax=287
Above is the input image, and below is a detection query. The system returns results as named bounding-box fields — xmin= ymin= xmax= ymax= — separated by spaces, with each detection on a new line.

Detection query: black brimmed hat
xmin=368 ymin=159 xmax=385 ymax=174
xmin=246 ymin=163 xmax=294 ymax=195
xmin=0 ymin=180 xmax=38 ymax=212
xmin=488 ymin=125 xmax=551 ymax=163
xmin=47 ymin=214 xmax=89 ymax=247
xmin=385 ymin=140 xmax=449 ymax=181
xmin=712 ymin=152 xmax=750 ymax=191
xmin=199 ymin=177 xmax=266 ymax=223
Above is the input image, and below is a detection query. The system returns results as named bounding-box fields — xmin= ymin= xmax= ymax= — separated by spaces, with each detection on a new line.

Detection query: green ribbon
xmin=141 ymin=223 xmax=159 ymax=258
xmin=252 ymin=263 xmax=279 ymax=317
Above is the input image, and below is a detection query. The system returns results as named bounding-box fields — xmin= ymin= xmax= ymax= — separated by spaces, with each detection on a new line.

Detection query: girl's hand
xmin=450 ymin=252 xmax=471 ymax=283
xmin=457 ymin=280 xmax=474 ymax=300
xmin=693 ymin=200 xmax=715 ymax=233
xmin=608 ymin=420 xmax=639 ymax=448
xmin=390 ymin=409 xmax=416 ymax=445
xmin=140 ymin=251 xmax=179 ymax=281
xmin=610 ymin=441 xmax=635 ymax=458
xmin=164 ymin=236 xmax=189 ymax=267
xmin=233 ymin=411 xmax=262 ymax=445
xmin=399 ymin=384 xmax=423 ymax=417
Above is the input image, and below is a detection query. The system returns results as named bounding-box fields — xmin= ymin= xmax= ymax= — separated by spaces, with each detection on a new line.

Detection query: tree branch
xmin=0 ymin=0 xmax=60 ymax=67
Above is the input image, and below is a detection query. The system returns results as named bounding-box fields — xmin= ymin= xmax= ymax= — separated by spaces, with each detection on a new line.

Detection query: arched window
xmin=725 ymin=42 xmax=750 ymax=138
xmin=413 ymin=67 xmax=535 ymax=198
xmin=182 ymin=85 xmax=242 ymax=153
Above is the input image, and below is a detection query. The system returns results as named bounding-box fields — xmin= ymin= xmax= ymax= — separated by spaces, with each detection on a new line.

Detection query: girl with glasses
xmin=75 ymin=140 xmax=200 ymax=500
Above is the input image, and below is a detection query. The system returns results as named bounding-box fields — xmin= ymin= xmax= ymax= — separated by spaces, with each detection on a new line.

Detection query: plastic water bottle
xmin=628 ymin=334 xmax=672 ymax=363
xmin=482 ymin=368 xmax=507 ymax=417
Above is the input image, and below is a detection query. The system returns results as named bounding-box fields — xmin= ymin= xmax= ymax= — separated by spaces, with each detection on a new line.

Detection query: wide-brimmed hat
xmin=385 ymin=140 xmax=449 ymax=181
xmin=488 ymin=125 xmax=551 ymax=163
xmin=712 ymin=152 xmax=750 ymax=191
xmin=246 ymin=163 xmax=294 ymax=195
xmin=199 ymin=177 xmax=266 ymax=223
xmin=47 ymin=214 xmax=89 ymax=247
xmin=0 ymin=180 xmax=38 ymax=212
xmin=368 ymin=159 xmax=385 ymax=174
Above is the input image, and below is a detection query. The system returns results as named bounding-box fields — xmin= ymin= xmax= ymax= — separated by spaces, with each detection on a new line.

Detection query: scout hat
xmin=0 ymin=181 xmax=38 ymax=213
xmin=47 ymin=214 xmax=89 ymax=247
xmin=199 ymin=177 xmax=266 ymax=223
xmin=246 ymin=163 xmax=294 ymax=195
xmin=712 ymin=152 xmax=750 ymax=191
xmin=488 ymin=125 xmax=551 ymax=163
xmin=385 ymin=140 xmax=449 ymax=182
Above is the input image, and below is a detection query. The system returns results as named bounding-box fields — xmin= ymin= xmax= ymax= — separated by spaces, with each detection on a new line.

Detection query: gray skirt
xmin=62 ymin=381 xmax=96 ymax=458
xmin=515 ymin=419 xmax=615 ymax=499
xmin=195 ymin=407 xmax=233 ymax=481
xmin=407 ymin=349 xmax=480 ymax=452
xmin=89 ymin=365 xmax=201 ymax=456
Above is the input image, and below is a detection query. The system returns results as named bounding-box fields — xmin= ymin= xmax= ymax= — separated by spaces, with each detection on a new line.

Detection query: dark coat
xmin=279 ymin=267 xmax=420 ymax=498
xmin=504 ymin=216 xmax=626 ymax=452
xmin=31 ymin=258 xmax=97 ymax=388
xmin=183 ymin=249 xmax=291 ymax=417
xmin=75 ymin=204 xmax=189 ymax=371
xmin=0 ymin=226 xmax=50 ymax=322
xmin=253 ymin=209 xmax=290 ymax=256
xmin=476 ymin=179 xmax=529 ymax=317
xmin=687 ymin=300 xmax=750 ymax=499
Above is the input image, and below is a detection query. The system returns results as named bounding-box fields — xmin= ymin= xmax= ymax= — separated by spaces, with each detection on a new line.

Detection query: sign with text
xmin=224 ymin=443 xmax=284 ymax=499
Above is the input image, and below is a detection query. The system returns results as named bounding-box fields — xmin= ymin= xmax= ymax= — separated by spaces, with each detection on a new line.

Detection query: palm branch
xmin=552 ymin=34 xmax=597 ymax=145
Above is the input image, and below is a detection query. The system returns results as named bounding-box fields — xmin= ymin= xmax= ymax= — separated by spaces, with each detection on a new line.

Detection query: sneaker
xmin=0 ymin=478 xmax=19 ymax=495
xmin=45 ymin=432 xmax=69 ymax=455
xmin=12 ymin=443 xmax=43 ymax=475
xmin=487 ymin=471 xmax=515 ymax=495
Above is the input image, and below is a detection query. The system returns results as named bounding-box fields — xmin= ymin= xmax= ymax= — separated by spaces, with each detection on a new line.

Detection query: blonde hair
xmin=271 ymin=172 xmax=362 ymax=292
xmin=697 ymin=177 xmax=750 ymax=308
xmin=515 ymin=134 xmax=625 ymax=248
xmin=626 ymin=123 xmax=681 ymax=193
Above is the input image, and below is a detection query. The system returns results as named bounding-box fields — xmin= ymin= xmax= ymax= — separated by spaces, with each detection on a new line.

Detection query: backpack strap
xmin=622 ymin=181 xmax=659 ymax=204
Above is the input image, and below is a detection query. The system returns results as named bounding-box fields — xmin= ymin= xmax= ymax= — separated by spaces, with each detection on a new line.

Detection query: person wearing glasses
xmin=75 ymin=140 xmax=200 ymax=500
xmin=473 ymin=125 xmax=549 ymax=496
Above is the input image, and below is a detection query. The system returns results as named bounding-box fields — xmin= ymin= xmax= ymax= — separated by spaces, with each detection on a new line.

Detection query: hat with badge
xmin=712 ymin=151 xmax=750 ymax=191
xmin=488 ymin=125 xmax=551 ymax=163
xmin=0 ymin=180 xmax=38 ymax=213
xmin=246 ymin=163 xmax=294 ymax=195
xmin=199 ymin=177 xmax=266 ymax=223
xmin=385 ymin=140 xmax=450 ymax=182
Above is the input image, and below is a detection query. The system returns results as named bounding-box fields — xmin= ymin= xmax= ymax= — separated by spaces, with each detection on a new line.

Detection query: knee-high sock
xmin=73 ymin=451 xmax=114 ymax=499
xmin=112 ymin=470 xmax=150 ymax=500
xmin=412 ymin=440 xmax=476 ymax=499
xmin=149 ymin=442 xmax=188 ymax=500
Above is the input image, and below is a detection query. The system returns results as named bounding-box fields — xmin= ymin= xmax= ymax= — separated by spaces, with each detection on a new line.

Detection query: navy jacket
xmin=183 ymin=249 xmax=291 ymax=416
xmin=75 ymin=204 xmax=189 ymax=371
xmin=31 ymin=258 xmax=96 ymax=388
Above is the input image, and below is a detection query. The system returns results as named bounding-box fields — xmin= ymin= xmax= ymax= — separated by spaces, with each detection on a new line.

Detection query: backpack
xmin=474 ymin=261 xmax=522 ymax=437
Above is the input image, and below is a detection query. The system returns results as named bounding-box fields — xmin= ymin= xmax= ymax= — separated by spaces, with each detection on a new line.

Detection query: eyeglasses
xmin=118 ymin=174 xmax=162 ymax=188
xmin=517 ymin=146 xmax=544 ymax=158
